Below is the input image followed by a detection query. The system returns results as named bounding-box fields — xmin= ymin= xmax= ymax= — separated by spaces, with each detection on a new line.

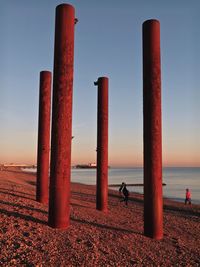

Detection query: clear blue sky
xmin=0 ymin=0 xmax=200 ymax=166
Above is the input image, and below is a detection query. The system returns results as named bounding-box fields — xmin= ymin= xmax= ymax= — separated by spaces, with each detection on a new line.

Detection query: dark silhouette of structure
xmin=143 ymin=19 xmax=163 ymax=239
xmin=94 ymin=77 xmax=109 ymax=212
xmin=48 ymin=4 xmax=76 ymax=229
xmin=36 ymin=71 xmax=51 ymax=204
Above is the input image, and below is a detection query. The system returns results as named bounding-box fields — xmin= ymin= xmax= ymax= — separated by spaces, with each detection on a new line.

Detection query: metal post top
xmin=94 ymin=77 xmax=109 ymax=86
xmin=56 ymin=3 xmax=75 ymax=11
xmin=40 ymin=70 xmax=51 ymax=75
xmin=143 ymin=19 xmax=160 ymax=27
xmin=56 ymin=3 xmax=78 ymax=24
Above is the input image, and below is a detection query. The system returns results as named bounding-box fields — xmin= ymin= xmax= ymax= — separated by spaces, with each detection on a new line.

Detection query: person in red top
xmin=185 ymin=188 xmax=191 ymax=205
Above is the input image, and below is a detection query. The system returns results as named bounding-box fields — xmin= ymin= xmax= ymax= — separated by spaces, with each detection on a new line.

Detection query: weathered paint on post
xmin=94 ymin=77 xmax=109 ymax=212
xmin=48 ymin=4 xmax=76 ymax=229
xmin=143 ymin=19 xmax=163 ymax=240
xmin=36 ymin=71 xmax=51 ymax=204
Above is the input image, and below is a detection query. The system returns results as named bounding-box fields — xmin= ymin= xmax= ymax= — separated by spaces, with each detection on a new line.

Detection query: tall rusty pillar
xmin=143 ymin=19 xmax=163 ymax=239
xmin=48 ymin=4 xmax=76 ymax=229
xmin=36 ymin=71 xmax=51 ymax=204
xmin=94 ymin=77 xmax=109 ymax=212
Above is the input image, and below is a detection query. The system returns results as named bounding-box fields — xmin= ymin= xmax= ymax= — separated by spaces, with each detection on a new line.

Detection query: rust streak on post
xmin=36 ymin=71 xmax=51 ymax=204
xmin=48 ymin=4 xmax=76 ymax=229
xmin=94 ymin=77 xmax=109 ymax=212
xmin=143 ymin=19 xmax=163 ymax=239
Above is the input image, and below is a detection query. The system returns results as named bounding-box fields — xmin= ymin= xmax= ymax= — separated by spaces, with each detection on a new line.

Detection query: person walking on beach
xmin=119 ymin=182 xmax=125 ymax=195
xmin=185 ymin=188 xmax=192 ymax=205
xmin=119 ymin=182 xmax=129 ymax=205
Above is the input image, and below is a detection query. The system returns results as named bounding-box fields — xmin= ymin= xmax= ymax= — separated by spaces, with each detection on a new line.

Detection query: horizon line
xmin=1 ymin=163 xmax=200 ymax=169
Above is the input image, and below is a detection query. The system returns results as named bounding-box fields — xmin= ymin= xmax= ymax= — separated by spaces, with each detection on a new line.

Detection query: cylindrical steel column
xmin=143 ymin=19 xmax=163 ymax=239
xmin=48 ymin=4 xmax=76 ymax=229
xmin=36 ymin=71 xmax=51 ymax=204
xmin=94 ymin=77 xmax=109 ymax=212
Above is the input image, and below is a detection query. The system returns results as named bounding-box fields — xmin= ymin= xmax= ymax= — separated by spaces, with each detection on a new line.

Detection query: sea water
xmin=23 ymin=167 xmax=200 ymax=204
xmin=70 ymin=167 xmax=200 ymax=204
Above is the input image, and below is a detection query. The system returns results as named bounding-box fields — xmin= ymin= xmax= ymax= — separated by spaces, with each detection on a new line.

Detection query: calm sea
xmin=24 ymin=167 xmax=200 ymax=204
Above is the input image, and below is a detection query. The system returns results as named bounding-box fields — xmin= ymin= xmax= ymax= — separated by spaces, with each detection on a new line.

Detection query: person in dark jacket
xmin=119 ymin=182 xmax=125 ymax=194
xmin=119 ymin=182 xmax=129 ymax=205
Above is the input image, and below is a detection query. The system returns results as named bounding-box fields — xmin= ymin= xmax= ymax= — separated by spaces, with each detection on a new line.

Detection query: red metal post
xmin=48 ymin=4 xmax=76 ymax=229
xmin=94 ymin=77 xmax=109 ymax=212
xmin=36 ymin=71 xmax=51 ymax=204
xmin=143 ymin=19 xmax=163 ymax=239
